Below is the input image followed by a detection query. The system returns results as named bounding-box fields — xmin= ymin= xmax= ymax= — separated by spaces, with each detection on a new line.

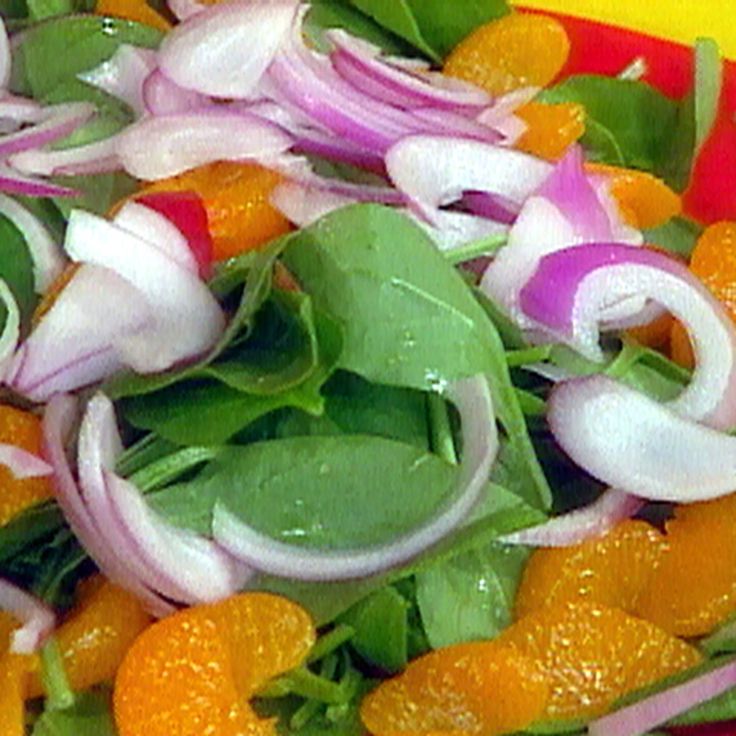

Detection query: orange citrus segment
xmin=515 ymin=101 xmax=586 ymax=160
xmin=0 ymin=611 xmax=19 ymax=656
xmin=360 ymin=641 xmax=549 ymax=736
xmin=26 ymin=577 xmax=152 ymax=698
xmin=636 ymin=494 xmax=736 ymax=637
xmin=670 ymin=319 xmax=695 ymax=369
xmin=497 ymin=601 xmax=701 ymax=720
xmin=444 ymin=12 xmax=570 ymax=95
xmin=0 ymin=405 xmax=53 ymax=527
xmin=114 ymin=592 xmax=315 ymax=736
xmin=141 ymin=162 xmax=292 ymax=261
xmin=514 ymin=520 xmax=668 ymax=620
xmin=95 ymin=0 xmax=171 ymax=31
xmin=0 ymin=654 xmax=31 ymax=736
xmin=627 ymin=312 xmax=676 ymax=351
xmin=688 ymin=221 xmax=736 ymax=320
xmin=586 ymin=163 xmax=682 ymax=229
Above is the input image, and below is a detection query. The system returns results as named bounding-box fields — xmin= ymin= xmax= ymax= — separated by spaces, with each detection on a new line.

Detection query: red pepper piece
xmin=136 ymin=191 xmax=214 ymax=279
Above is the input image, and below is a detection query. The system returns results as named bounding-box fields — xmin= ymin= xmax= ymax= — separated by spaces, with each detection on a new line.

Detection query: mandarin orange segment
xmin=636 ymin=494 xmax=736 ymax=637
xmin=688 ymin=221 xmax=736 ymax=320
xmin=670 ymin=320 xmax=695 ymax=369
xmin=205 ymin=591 xmax=316 ymax=695
xmin=514 ymin=520 xmax=668 ymax=620
xmin=27 ymin=577 xmax=151 ymax=698
xmin=141 ymin=162 xmax=292 ymax=261
xmin=515 ymin=101 xmax=586 ymax=160
xmin=95 ymin=0 xmax=171 ymax=31
xmin=586 ymin=163 xmax=682 ymax=229
xmin=0 ymin=654 xmax=32 ymax=736
xmin=627 ymin=312 xmax=676 ymax=351
xmin=444 ymin=13 xmax=570 ymax=95
xmin=114 ymin=592 xmax=315 ymax=736
xmin=0 ymin=611 xmax=19 ymax=656
xmin=0 ymin=405 xmax=53 ymax=527
xmin=360 ymin=641 xmax=549 ymax=736
xmin=497 ymin=601 xmax=701 ymax=720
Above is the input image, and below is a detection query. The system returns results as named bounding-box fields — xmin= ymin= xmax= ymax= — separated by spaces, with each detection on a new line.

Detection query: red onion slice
xmin=0 ymin=193 xmax=64 ymax=292
xmin=42 ymin=394 xmax=173 ymax=616
xmin=116 ymin=111 xmax=292 ymax=180
xmin=0 ymin=94 xmax=45 ymax=131
xmin=112 ymin=201 xmax=199 ymax=276
xmin=385 ymin=135 xmax=551 ymax=222
xmin=159 ymin=0 xmax=299 ymax=98
xmin=9 ymin=136 xmax=121 ymax=177
xmin=213 ymin=375 xmax=498 ymax=580
xmin=589 ymin=660 xmax=736 ymax=736
xmin=500 ymin=488 xmax=643 ymax=547
xmin=7 ymin=265 xmax=150 ymax=401
xmin=142 ymin=69 xmax=210 ymax=116
xmin=0 ymin=444 xmax=51 ymax=479
xmin=166 ymin=0 xmax=204 ymax=21
xmin=549 ymin=375 xmax=736 ymax=502
xmin=0 ymin=278 xmax=19 ymax=381
xmin=481 ymin=148 xmax=642 ymax=327
xmin=519 ymin=244 xmax=736 ymax=429
xmin=0 ymin=578 xmax=55 ymax=654
xmin=78 ymin=394 xmax=253 ymax=604
xmin=327 ymin=29 xmax=491 ymax=110
xmin=0 ymin=102 xmax=95 ymax=158
xmin=0 ymin=165 xmax=77 ymax=198
xmin=0 ymin=19 xmax=10 ymax=90
xmin=64 ymin=210 xmax=225 ymax=373
xmin=78 ymin=45 xmax=156 ymax=117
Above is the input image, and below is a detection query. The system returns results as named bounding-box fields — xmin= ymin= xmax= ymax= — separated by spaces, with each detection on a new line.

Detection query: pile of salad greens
xmin=0 ymin=0 xmax=734 ymax=734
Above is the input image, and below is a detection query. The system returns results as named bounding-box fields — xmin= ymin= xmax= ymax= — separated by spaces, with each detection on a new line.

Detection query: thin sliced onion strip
xmin=213 ymin=374 xmax=497 ymax=580
xmin=0 ymin=578 xmax=54 ymax=654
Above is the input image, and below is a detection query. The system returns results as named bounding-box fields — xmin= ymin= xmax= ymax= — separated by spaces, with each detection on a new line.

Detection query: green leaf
xmin=155 ymin=435 xmax=459 ymax=547
xmin=644 ymin=216 xmax=703 ymax=259
xmin=104 ymin=234 xmax=292 ymax=399
xmin=0 ymin=211 xmax=37 ymax=323
xmin=247 ymin=483 xmax=544 ymax=626
xmin=201 ymin=290 xmax=320 ymax=394
xmin=694 ymin=37 xmax=723 ymax=153
xmin=540 ymin=75 xmax=680 ymax=175
xmin=32 ymin=690 xmax=117 ymax=736
xmin=26 ymin=0 xmax=74 ymax=21
xmin=346 ymin=0 xmax=439 ymax=60
xmin=403 ymin=0 xmax=509 ymax=58
xmin=415 ymin=542 xmax=528 ymax=649
xmin=51 ymin=171 xmax=139 ymax=219
xmin=282 ymin=205 xmax=496 ymax=393
xmin=281 ymin=205 xmax=551 ymax=509
xmin=10 ymin=14 xmax=162 ymax=98
xmin=340 ymin=586 xmax=409 ymax=672
xmin=304 ymin=0 xmax=411 ymax=56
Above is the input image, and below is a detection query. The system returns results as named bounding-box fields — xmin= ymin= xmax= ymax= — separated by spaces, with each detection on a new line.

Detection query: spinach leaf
xmin=340 ymin=586 xmax=409 ymax=672
xmin=540 ymin=75 xmax=680 ymax=176
xmin=51 ymin=171 xmax=139 ymax=219
xmin=694 ymin=37 xmax=723 ymax=153
xmin=415 ymin=542 xmax=528 ymax=649
xmin=346 ymin=0 xmax=439 ymax=60
xmin=105 ymin=234 xmax=292 ymax=398
xmin=644 ymin=216 xmax=703 ymax=259
xmin=154 ymin=435 xmax=459 ymax=547
xmin=282 ymin=205 xmax=551 ymax=508
xmin=268 ymin=371 xmax=431 ymax=451
xmin=282 ymin=205 xmax=495 ymax=393
xmin=247 ymin=483 xmax=544 ymax=626
xmin=0 ymin=211 xmax=37 ymax=323
xmin=122 ymin=296 xmax=342 ymax=445
xmin=10 ymin=15 xmax=162 ymax=98
xmin=304 ymin=0 xmax=410 ymax=56
xmin=201 ymin=290 xmax=320 ymax=394
xmin=31 ymin=690 xmax=117 ymax=736
xmin=404 ymin=0 xmax=509 ymax=59
xmin=346 ymin=0 xmax=509 ymax=60
xmin=26 ymin=0 xmax=74 ymax=21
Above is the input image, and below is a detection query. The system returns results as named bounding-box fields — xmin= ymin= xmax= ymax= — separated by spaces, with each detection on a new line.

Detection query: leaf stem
xmin=40 ymin=637 xmax=75 ymax=711
xmin=127 ymin=447 xmax=221 ymax=493
xmin=427 ymin=392 xmax=458 ymax=465
xmin=443 ymin=233 xmax=508 ymax=265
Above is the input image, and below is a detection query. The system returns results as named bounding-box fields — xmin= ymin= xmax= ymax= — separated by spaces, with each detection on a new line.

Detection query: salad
xmin=0 ymin=0 xmax=734 ymax=734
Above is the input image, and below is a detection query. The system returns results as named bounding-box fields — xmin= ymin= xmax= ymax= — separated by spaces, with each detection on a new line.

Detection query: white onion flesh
xmin=116 ymin=111 xmax=292 ymax=180
xmin=549 ymin=375 xmax=736 ymax=502
xmin=159 ymin=0 xmax=299 ymax=98
xmin=0 ymin=577 xmax=55 ymax=654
